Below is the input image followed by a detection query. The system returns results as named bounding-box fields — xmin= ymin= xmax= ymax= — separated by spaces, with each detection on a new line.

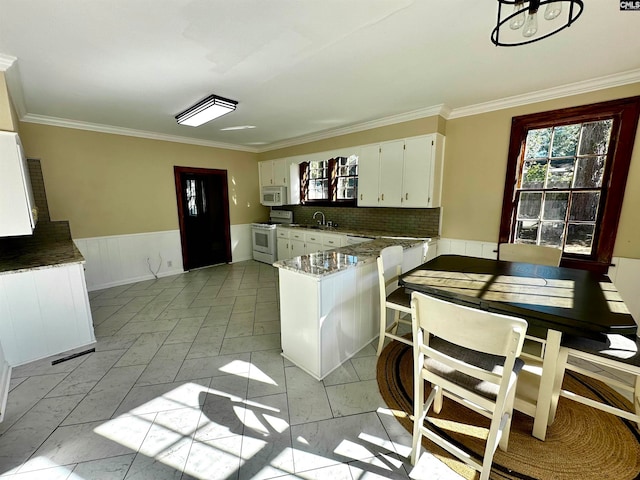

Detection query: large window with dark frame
xmin=300 ymin=154 xmax=358 ymax=205
xmin=499 ymin=96 xmax=640 ymax=273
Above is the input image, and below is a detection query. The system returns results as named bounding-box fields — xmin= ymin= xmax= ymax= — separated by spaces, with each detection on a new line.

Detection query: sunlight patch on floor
xmin=220 ymin=359 xmax=279 ymax=385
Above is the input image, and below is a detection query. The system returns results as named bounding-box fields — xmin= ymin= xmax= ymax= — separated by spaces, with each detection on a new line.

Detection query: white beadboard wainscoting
xmin=436 ymin=237 xmax=640 ymax=327
xmin=74 ymin=225 xmax=253 ymax=291
xmin=436 ymin=237 xmax=499 ymax=259
xmin=608 ymin=257 xmax=640 ymax=330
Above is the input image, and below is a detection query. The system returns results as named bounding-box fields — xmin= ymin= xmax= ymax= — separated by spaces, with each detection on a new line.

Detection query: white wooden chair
xmin=498 ymin=242 xmax=562 ymax=364
xmin=498 ymin=243 xmax=562 ymax=267
xmin=410 ymin=292 xmax=527 ymax=480
xmin=550 ymin=333 xmax=640 ymax=428
xmin=376 ymin=245 xmax=412 ymax=356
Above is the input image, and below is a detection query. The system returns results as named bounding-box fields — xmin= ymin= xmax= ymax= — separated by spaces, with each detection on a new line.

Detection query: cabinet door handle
xmin=381 ymin=193 xmax=384 ymax=201
xmin=360 ymin=193 xmax=363 ymax=200
xmin=405 ymin=193 xmax=409 ymax=200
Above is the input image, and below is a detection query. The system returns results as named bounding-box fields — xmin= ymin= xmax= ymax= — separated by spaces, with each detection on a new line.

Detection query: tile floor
xmin=0 ymin=261 xmax=462 ymax=480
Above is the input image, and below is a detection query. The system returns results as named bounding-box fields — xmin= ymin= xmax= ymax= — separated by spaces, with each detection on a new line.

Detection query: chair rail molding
xmin=74 ymin=225 xmax=253 ymax=291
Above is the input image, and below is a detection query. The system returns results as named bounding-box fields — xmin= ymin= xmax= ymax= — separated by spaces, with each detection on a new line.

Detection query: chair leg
xmin=411 ymin=376 xmax=425 ymax=465
xmin=549 ymin=347 xmax=569 ymax=423
xmin=480 ymin=408 xmax=504 ymax=480
xmin=376 ymin=331 xmax=386 ymax=356
xmin=499 ymin=384 xmax=517 ymax=451
xmin=376 ymin=308 xmax=388 ymax=356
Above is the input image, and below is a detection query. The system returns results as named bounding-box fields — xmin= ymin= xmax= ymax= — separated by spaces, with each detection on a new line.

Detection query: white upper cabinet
xmin=259 ymin=160 xmax=274 ymax=187
xmin=378 ymin=140 xmax=404 ymax=207
xmin=260 ymin=158 xmax=293 ymax=187
xmin=273 ymin=160 xmax=289 ymax=187
xmin=402 ymin=134 xmax=445 ymax=208
xmin=0 ymin=132 xmax=37 ymax=236
xmin=258 ymin=157 xmax=301 ymax=204
xmin=357 ymin=133 xmax=445 ymax=208
xmin=357 ymin=144 xmax=381 ymax=207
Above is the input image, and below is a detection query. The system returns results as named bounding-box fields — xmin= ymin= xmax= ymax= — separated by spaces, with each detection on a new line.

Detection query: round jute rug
xmin=377 ymin=339 xmax=640 ymax=480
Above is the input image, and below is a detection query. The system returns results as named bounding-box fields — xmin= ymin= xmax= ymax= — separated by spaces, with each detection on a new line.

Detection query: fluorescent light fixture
xmin=175 ymin=95 xmax=238 ymax=127
xmin=220 ymin=125 xmax=256 ymax=131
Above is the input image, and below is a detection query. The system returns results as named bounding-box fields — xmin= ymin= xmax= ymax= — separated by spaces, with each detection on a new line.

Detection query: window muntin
xmin=513 ymin=120 xmax=612 ymax=255
xmin=499 ymin=96 xmax=640 ymax=273
xmin=308 ymin=160 xmax=329 ymax=200
xmin=335 ymin=155 xmax=358 ymax=200
xmin=301 ymin=155 xmax=358 ymax=205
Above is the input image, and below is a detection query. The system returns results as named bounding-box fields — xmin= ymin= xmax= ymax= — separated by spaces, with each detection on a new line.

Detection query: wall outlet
xmin=167 ymin=260 xmax=172 ymax=268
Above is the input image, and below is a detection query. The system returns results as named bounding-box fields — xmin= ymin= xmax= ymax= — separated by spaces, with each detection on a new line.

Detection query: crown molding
xmin=258 ymin=104 xmax=450 ymax=152
xmin=8 ymin=58 xmax=640 ymax=154
xmin=448 ymin=68 xmax=640 ymax=120
xmin=0 ymin=54 xmax=28 ymax=119
xmin=0 ymin=53 xmax=18 ymax=72
xmin=0 ymin=54 xmax=16 ymax=71
xmin=20 ymin=114 xmax=259 ymax=153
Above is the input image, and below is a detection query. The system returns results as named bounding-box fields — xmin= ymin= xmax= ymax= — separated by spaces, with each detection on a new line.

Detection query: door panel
xmin=175 ymin=167 xmax=232 ymax=270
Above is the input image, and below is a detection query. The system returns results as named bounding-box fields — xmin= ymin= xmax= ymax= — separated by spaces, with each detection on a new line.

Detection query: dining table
xmin=398 ymin=254 xmax=638 ymax=441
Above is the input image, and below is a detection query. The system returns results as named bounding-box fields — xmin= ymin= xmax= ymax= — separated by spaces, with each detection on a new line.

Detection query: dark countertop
xmin=0 ymin=239 xmax=85 ymax=275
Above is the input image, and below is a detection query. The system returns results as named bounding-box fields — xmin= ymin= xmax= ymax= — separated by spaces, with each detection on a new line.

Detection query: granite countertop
xmin=274 ymin=236 xmax=428 ymax=278
xmin=277 ymin=223 xmax=431 ymax=239
xmin=0 ymin=239 xmax=85 ymax=275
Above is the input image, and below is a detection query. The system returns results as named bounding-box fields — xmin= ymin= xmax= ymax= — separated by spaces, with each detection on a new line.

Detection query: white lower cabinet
xmin=0 ymin=263 xmax=96 ymax=366
xmin=322 ymin=233 xmax=343 ymax=249
xmin=277 ymin=228 xmax=353 ymax=260
xmin=304 ymin=232 xmax=323 ymax=254
xmin=278 ymin=242 xmax=425 ymax=380
xmin=279 ymin=261 xmax=377 ymax=380
xmin=290 ymin=230 xmax=306 ymax=258
xmin=277 ymin=228 xmax=290 ymax=261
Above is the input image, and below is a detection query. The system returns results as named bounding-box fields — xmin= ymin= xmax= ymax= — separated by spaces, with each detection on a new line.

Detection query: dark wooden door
xmin=174 ymin=166 xmax=232 ymax=270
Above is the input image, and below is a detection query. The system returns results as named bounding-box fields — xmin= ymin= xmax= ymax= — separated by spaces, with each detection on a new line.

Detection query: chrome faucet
xmin=313 ymin=211 xmax=325 ymax=226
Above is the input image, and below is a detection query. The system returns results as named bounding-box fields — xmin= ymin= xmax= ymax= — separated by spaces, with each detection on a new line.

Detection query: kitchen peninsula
xmin=274 ymin=234 xmax=429 ymax=380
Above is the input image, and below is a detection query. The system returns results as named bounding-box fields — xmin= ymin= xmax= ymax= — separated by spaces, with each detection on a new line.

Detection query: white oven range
xmin=251 ymin=210 xmax=293 ymax=264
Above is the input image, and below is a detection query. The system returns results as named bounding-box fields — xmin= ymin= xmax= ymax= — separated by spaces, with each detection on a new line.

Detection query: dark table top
xmin=399 ymin=255 xmax=637 ymax=338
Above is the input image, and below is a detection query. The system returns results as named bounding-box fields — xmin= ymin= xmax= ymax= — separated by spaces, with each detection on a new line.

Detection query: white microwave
xmin=261 ymin=186 xmax=287 ymax=206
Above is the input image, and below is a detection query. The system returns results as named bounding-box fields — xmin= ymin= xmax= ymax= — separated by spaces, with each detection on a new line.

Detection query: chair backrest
xmin=498 ymin=243 xmax=562 ymax=267
xmin=377 ymin=245 xmax=404 ymax=297
xmin=411 ymin=292 xmax=527 ymax=359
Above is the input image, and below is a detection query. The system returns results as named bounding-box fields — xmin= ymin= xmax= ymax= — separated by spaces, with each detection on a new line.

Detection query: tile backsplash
xmin=275 ymin=205 xmax=440 ymax=237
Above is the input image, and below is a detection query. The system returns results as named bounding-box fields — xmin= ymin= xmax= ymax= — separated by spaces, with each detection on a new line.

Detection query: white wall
xmin=75 ymin=225 xmax=253 ymax=291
